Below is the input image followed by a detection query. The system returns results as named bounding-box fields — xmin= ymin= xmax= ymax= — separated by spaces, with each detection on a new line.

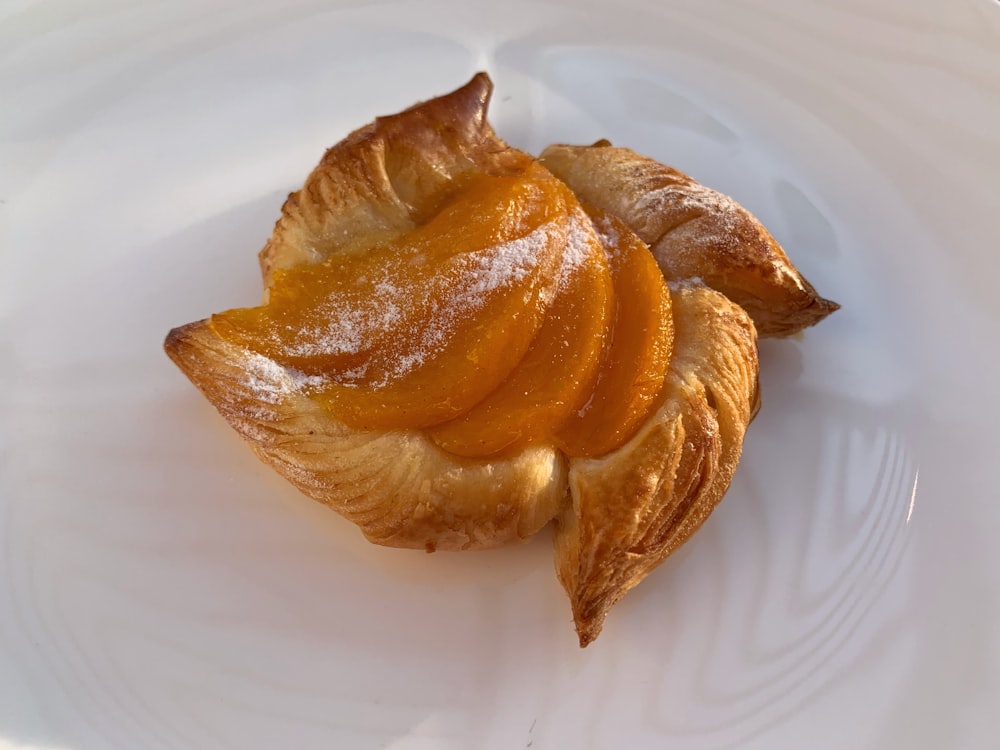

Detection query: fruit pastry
xmin=166 ymin=73 xmax=834 ymax=645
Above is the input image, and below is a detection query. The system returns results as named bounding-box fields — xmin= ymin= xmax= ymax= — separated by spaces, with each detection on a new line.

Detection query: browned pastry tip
xmin=554 ymin=283 xmax=759 ymax=646
xmin=539 ymin=142 xmax=839 ymax=337
xmin=259 ymin=72 xmax=531 ymax=288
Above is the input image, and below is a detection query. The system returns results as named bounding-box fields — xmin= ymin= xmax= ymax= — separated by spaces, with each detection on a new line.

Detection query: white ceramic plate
xmin=4 ymin=1 xmax=999 ymax=748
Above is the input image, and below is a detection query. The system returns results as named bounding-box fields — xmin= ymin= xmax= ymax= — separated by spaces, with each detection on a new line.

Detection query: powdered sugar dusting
xmin=242 ymin=351 xmax=328 ymax=402
xmin=667 ymin=276 xmax=706 ymax=292
xmin=634 ymin=179 xmax=740 ymax=218
xmin=466 ymin=225 xmax=549 ymax=295
xmin=267 ymin=220 xmax=562 ymax=389
xmin=288 ymin=368 xmax=328 ymax=390
xmin=555 ymin=207 xmax=595 ymax=291
xmin=366 ymin=220 xmax=559 ymax=386
xmin=287 ymin=303 xmax=378 ymax=359
xmin=243 ymin=351 xmax=295 ymax=403
xmin=638 ymin=180 xmax=742 ymax=233
xmin=623 ymin=173 xmax=748 ymax=258
xmin=674 ymin=182 xmax=743 ymax=235
xmin=588 ymin=211 xmax=619 ymax=243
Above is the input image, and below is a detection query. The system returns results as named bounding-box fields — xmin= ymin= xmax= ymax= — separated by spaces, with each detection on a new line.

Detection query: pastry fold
xmin=259 ymin=72 xmax=531 ymax=287
xmin=556 ymin=283 xmax=758 ymax=645
xmin=540 ymin=141 xmax=839 ymax=337
xmin=166 ymin=321 xmax=567 ymax=551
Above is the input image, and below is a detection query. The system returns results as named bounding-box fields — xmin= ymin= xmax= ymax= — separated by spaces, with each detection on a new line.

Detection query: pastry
xmin=256 ymin=73 xmax=534 ymax=288
xmin=165 ymin=73 xmax=767 ymax=645
xmin=555 ymin=267 xmax=758 ymax=645
xmin=539 ymin=141 xmax=839 ymax=337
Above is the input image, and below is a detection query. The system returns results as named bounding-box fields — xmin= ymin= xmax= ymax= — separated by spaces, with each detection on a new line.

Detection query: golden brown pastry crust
xmin=259 ymin=72 xmax=531 ymax=288
xmin=555 ymin=284 xmax=759 ymax=645
xmin=165 ymin=321 xmax=568 ymax=551
xmin=539 ymin=141 xmax=839 ymax=337
xmin=167 ymin=75 xmax=576 ymax=551
xmin=165 ymin=73 xmax=767 ymax=645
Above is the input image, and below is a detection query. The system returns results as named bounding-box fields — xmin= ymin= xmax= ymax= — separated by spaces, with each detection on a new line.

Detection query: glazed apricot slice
xmin=555 ymin=211 xmax=674 ymax=458
xmin=428 ymin=208 xmax=614 ymax=457
xmin=211 ymin=165 xmax=570 ymax=429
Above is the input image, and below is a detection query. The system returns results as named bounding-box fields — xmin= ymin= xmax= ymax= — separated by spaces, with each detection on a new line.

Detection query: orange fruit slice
xmin=555 ymin=211 xmax=673 ymax=457
xmin=428 ymin=209 xmax=614 ymax=456
xmin=212 ymin=165 xmax=571 ymax=429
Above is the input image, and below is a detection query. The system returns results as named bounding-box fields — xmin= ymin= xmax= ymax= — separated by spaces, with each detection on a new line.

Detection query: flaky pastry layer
xmin=540 ymin=141 xmax=839 ymax=337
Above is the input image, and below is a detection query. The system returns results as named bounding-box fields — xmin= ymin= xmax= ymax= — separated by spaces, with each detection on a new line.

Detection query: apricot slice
xmin=212 ymin=165 xmax=570 ymax=429
xmin=555 ymin=211 xmax=673 ymax=458
xmin=428 ymin=208 xmax=614 ymax=457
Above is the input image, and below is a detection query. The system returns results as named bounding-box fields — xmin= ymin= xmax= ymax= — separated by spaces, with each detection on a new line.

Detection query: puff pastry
xmin=257 ymin=73 xmax=532 ymax=287
xmin=540 ymin=141 xmax=839 ymax=337
xmin=165 ymin=73 xmax=777 ymax=646
xmin=555 ymin=278 xmax=758 ymax=645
